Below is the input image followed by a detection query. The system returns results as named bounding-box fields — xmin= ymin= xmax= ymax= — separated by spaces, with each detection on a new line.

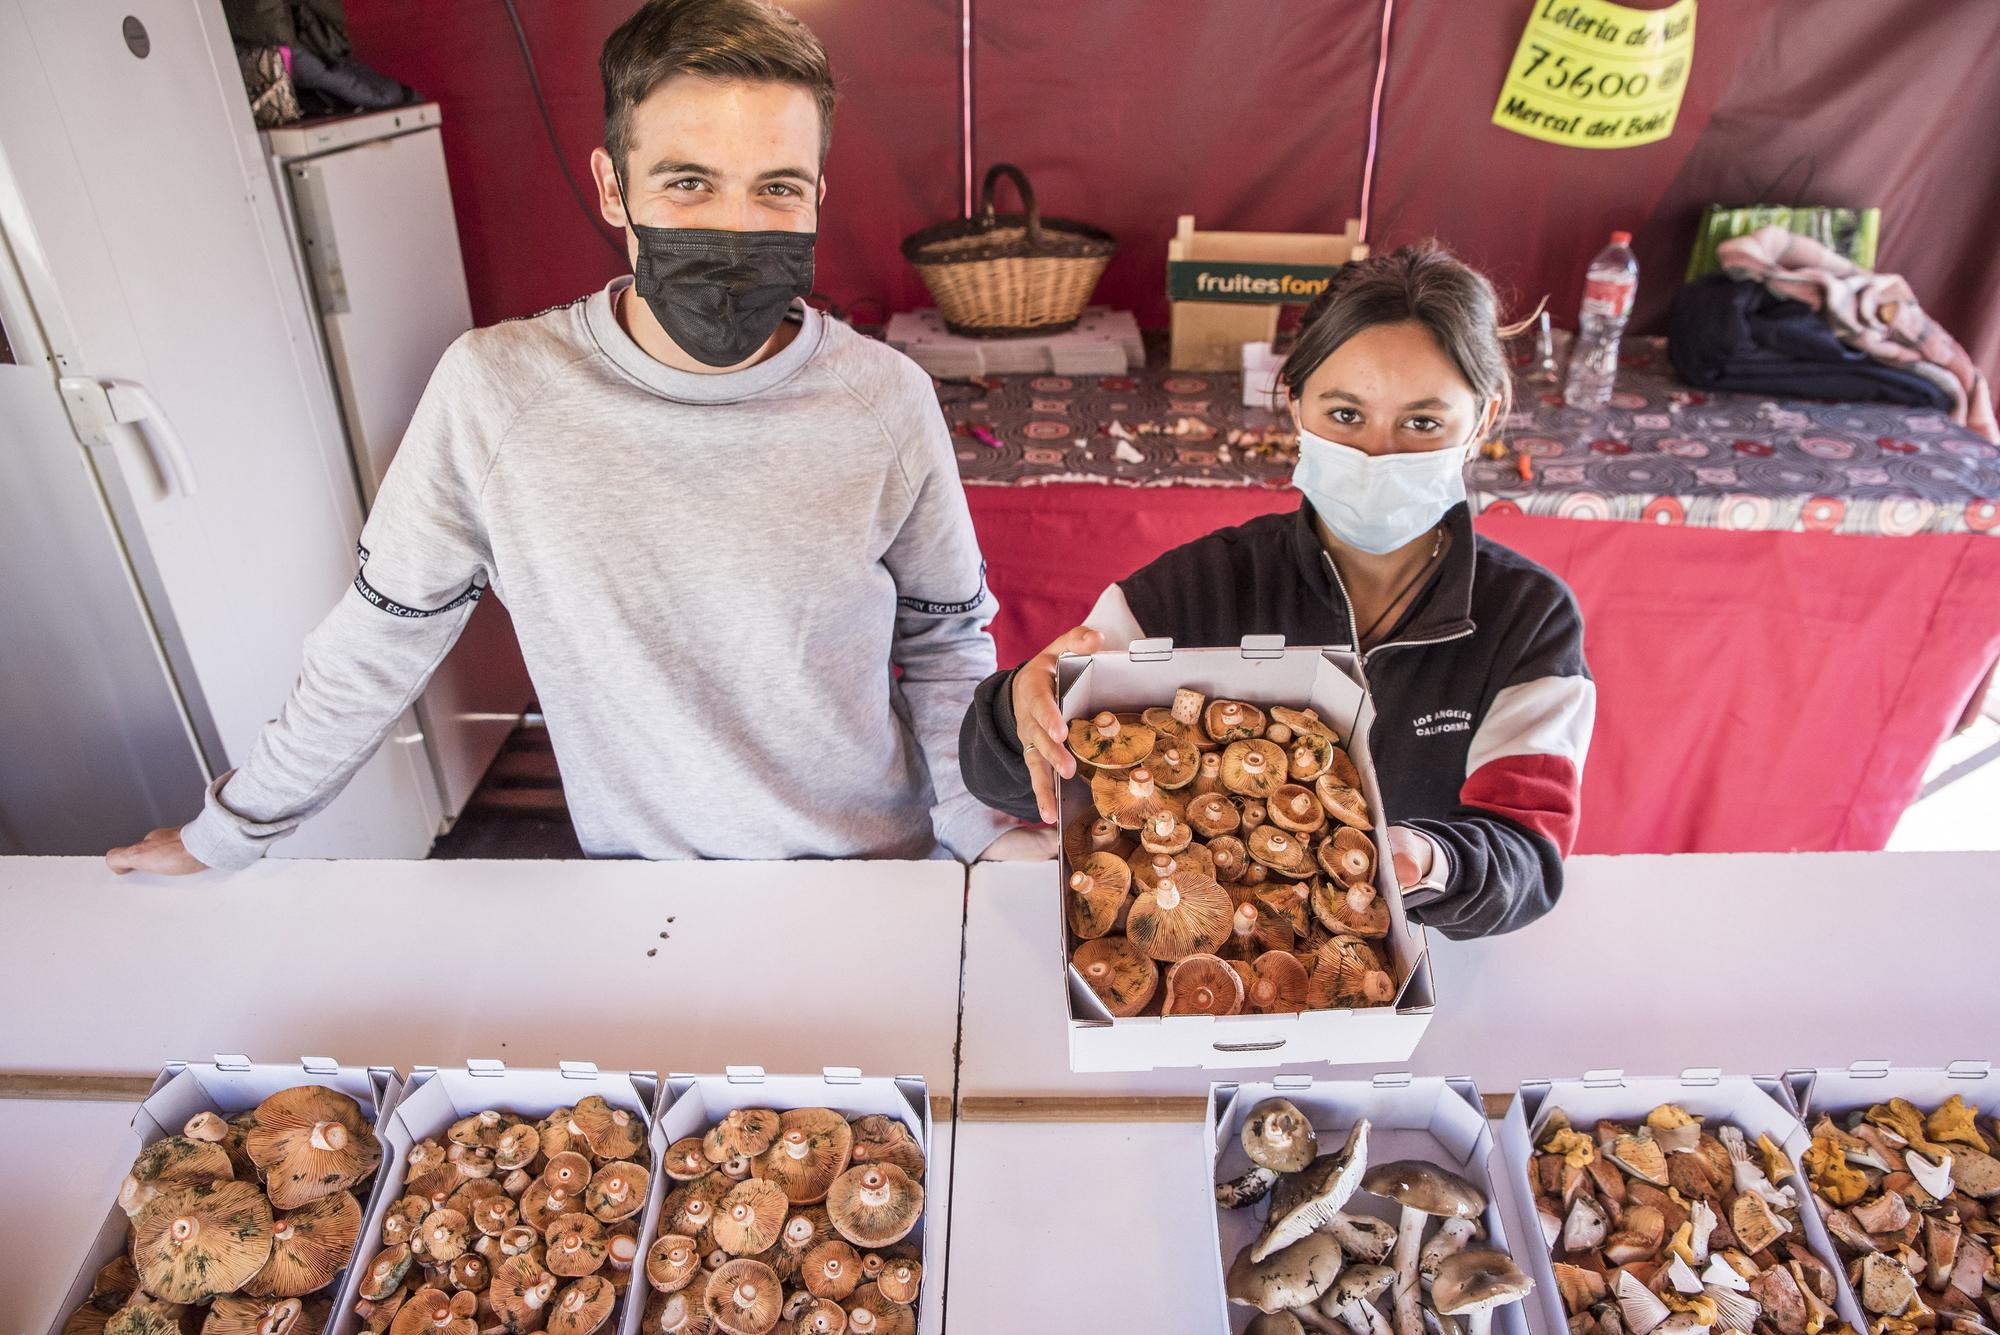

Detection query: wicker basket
xmin=901 ymin=164 xmax=1116 ymax=338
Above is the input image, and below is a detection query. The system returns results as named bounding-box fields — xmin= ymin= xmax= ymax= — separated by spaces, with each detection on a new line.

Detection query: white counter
xmin=957 ymin=851 xmax=2000 ymax=1103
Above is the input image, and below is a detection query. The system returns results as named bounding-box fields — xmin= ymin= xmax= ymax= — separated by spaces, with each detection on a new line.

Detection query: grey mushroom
xmin=1248 ymin=1316 xmax=1309 ymax=1335
xmin=1420 ymin=1218 xmax=1485 ymax=1287
xmin=1252 ymin=1121 xmax=1371 ymax=1262
xmin=1329 ymin=1212 xmax=1400 ymax=1264
xmin=1432 ymin=1249 xmax=1534 ymax=1335
xmin=1218 ymin=1164 xmax=1282 ymax=1210
xmin=1324 ymin=1262 xmax=1398 ymax=1335
xmin=1562 ymin=1194 xmax=1609 ymax=1254
xmin=1360 ymin=1160 xmax=1488 ymax=1335
xmin=1228 ymin=1233 xmax=1345 ymax=1315
xmin=1244 ymin=1098 xmax=1321 ymax=1173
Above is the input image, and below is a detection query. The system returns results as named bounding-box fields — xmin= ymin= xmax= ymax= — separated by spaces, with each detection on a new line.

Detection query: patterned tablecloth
xmin=938 ymin=335 xmax=2000 ymax=537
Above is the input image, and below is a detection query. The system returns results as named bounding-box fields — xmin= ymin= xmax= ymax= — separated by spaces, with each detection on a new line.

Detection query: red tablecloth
xmin=966 ymin=485 xmax=2000 ymax=854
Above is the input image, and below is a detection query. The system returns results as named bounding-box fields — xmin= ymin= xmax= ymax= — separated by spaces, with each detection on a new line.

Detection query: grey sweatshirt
xmin=181 ymin=278 xmax=1015 ymax=867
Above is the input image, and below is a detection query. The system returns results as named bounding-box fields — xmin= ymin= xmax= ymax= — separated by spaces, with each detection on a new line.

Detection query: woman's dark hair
xmin=1279 ymin=241 xmax=1512 ymax=420
xmin=601 ymin=0 xmax=837 ymax=176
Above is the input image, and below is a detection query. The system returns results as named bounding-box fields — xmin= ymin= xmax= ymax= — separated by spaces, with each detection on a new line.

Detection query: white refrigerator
xmin=0 ymin=0 xmax=522 ymax=856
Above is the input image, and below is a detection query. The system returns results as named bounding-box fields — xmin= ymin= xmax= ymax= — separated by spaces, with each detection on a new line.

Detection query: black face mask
xmin=616 ymin=164 xmax=817 ymax=368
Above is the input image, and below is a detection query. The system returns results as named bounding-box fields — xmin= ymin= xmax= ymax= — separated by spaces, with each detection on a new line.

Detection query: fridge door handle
xmin=58 ymin=375 xmax=201 ymax=497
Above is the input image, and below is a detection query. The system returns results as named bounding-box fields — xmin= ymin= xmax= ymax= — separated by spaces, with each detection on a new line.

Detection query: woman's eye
xmin=1406 ymin=416 xmax=1443 ymax=432
xmin=1330 ymin=408 xmax=1362 ymax=425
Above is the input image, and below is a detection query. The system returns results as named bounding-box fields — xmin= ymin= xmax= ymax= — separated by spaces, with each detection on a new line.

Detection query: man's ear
xmin=590 ymin=147 xmax=629 ymax=230
xmin=817 ymin=175 xmax=829 ymax=210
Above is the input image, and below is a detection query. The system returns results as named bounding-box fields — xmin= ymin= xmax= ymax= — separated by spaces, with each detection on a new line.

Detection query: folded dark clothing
xmin=1667 ymin=274 xmax=1953 ymax=410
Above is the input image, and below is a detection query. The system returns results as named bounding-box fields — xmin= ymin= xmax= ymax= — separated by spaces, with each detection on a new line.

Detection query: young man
xmin=109 ymin=0 xmax=1046 ymax=873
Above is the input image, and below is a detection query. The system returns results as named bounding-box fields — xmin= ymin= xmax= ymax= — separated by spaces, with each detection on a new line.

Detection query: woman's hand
xmin=1009 ymin=626 xmax=1103 ymax=823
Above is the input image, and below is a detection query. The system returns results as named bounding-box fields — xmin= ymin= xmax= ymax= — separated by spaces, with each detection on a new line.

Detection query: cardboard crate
xmin=1206 ymin=1073 xmax=1532 ymax=1335
xmin=1056 ymin=640 xmax=1436 ymax=1072
xmin=331 ymin=1061 xmax=661 ymax=1335
xmin=1788 ymin=1060 xmax=1998 ymax=1333
xmin=46 ymin=1055 xmax=398 ymax=1335
xmin=647 ymin=1068 xmax=938 ymax=1333
xmin=1495 ymin=1070 xmax=1864 ymax=1335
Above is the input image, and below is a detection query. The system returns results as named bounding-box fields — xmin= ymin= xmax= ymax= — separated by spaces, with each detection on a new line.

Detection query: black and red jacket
xmin=960 ymin=501 xmax=1594 ymax=939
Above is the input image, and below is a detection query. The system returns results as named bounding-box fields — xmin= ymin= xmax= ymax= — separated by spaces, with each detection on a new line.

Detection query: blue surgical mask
xmin=1291 ymin=427 xmax=1473 ymax=554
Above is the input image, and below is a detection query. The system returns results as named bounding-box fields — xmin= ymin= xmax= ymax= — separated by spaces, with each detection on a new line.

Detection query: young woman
xmin=960 ymin=243 xmax=1594 ymax=938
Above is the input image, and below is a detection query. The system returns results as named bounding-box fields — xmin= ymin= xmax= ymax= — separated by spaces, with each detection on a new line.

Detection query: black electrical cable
xmin=498 ymin=0 xmax=630 ymax=261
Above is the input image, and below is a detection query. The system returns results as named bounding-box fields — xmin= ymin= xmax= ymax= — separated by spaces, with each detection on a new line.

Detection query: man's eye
xmin=667 ymin=178 xmax=707 ymax=192
xmin=764 ymin=183 xmax=799 ymax=198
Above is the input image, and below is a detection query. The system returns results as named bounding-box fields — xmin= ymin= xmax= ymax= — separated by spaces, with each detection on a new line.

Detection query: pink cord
xmin=961 ymin=0 xmax=976 ymax=216
xmin=1357 ymin=0 xmax=1395 ymax=245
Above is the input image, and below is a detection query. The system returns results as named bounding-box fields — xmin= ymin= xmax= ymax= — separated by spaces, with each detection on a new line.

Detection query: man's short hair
xmin=601 ymin=0 xmax=837 ymax=177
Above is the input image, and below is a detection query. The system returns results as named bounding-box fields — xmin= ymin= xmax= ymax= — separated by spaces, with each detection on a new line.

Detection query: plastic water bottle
xmin=1563 ymin=230 xmax=1638 ymax=409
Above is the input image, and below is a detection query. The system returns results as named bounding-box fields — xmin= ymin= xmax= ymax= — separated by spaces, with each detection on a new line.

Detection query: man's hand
xmin=106 ymin=828 xmax=209 ymax=876
xmin=978 ymin=826 xmax=1061 ymax=862
xmin=1009 ymin=625 xmax=1104 ymax=824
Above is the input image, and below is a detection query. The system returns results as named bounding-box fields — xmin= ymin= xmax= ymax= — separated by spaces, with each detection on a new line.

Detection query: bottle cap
xmin=1609 ymin=230 xmax=1632 ymax=246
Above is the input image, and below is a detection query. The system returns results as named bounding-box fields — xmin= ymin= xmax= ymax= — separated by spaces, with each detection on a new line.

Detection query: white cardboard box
xmin=45 ymin=1055 xmax=398 ymax=1335
xmin=1206 ymin=1073 xmax=1532 ymax=1335
xmin=1056 ymin=641 xmax=1436 ymax=1072
xmin=1788 ymin=1060 xmax=1998 ymax=1332
xmin=1242 ymin=340 xmax=1285 ymax=410
xmin=330 ymin=1061 xmax=661 ymax=1335
xmin=646 ymin=1068 xmax=937 ymax=1333
xmin=1496 ymin=1070 xmax=1865 ymax=1335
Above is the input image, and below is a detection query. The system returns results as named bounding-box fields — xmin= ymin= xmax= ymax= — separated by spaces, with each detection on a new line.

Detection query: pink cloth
xmin=1718 ymin=225 xmax=1999 ymax=442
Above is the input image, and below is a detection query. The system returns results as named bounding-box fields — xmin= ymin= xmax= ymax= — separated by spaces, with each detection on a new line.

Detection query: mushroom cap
xmin=1066 ymin=711 xmax=1156 ymax=770
xmin=1127 ymin=873 xmax=1234 ymax=962
xmin=752 ymin=1109 xmax=855 ymax=1205
xmin=1062 ymin=814 xmax=1130 ymax=866
xmin=641 ymin=1288 xmax=710 ymax=1335
xmin=1359 ymin=1159 xmax=1486 ymax=1217
xmin=245 ymin=1189 xmax=362 ymax=1297
xmin=826 ymin=1163 xmax=923 ymax=1249
xmin=388 ymin=1286 xmax=475 ymax=1335
xmin=449 ymin=1111 xmax=507 ymax=1151
xmin=586 ymin=1159 xmax=652 ymax=1224
xmin=134 ymin=1178 xmax=274 ymax=1302
xmin=1305 ymin=935 xmax=1395 ymax=1010
xmin=1064 ymin=852 xmax=1132 ymax=941
xmin=1072 ymin=936 xmax=1159 ymax=1017
xmin=246 ymin=1086 xmax=381 ymax=1210
xmin=1268 ymin=785 xmax=1327 ymax=835
xmin=663 ymin=1137 xmax=710 ymax=1183
xmin=536 ymin=1108 xmax=581 ymax=1161
xmin=548 ymin=1275 xmax=617 ymax=1335
xmin=1433 ymin=1249 xmax=1534 ymax=1316
xmin=1226 ymin=1232 xmax=1343 ymax=1314
xmin=417 ymin=1207 xmax=471 ymax=1262
xmin=1089 ymin=767 xmax=1187 ymax=830
xmin=545 ymin=1212 xmax=609 ymax=1277
xmin=1247 ymin=825 xmax=1314 ymax=878
xmin=704 ymin=1258 xmax=783 ymax=1335
xmin=1137 ymin=812 xmax=1194 ymax=855
xmin=358 ymin=1242 xmax=413 ymax=1301
xmin=1242 ymin=1098 xmax=1320 ymax=1173
xmin=471 ymin=1192 xmax=520 ymax=1238
xmin=1222 ymin=740 xmax=1290 ymax=799
xmin=1185 ymin=792 xmax=1241 ymax=839
xmin=122 ymin=1135 xmax=236 ymax=1216
xmin=846 ymin=1117 xmax=926 ymax=1182
xmin=1314 ymin=776 xmax=1372 ymax=829
xmin=1271 ymin=706 xmax=1338 ymax=742
xmin=202 ymin=1296 xmax=329 ymax=1335
xmin=705 ymin=1110 xmax=782 ymax=1165
xmin=645 ymin=1233 xmax=704 ymax=1293
xmin=1129 ymin=846 xmax=1215 ymax=893
xmin=789 ymin=1297 xmax=846 ymax=1334
xmin=493 ymin=1123 xmax=542 ymax=1172
xmin=570 ymin=1096 xmax=647 ymax=1162
xmin=661 ymin=1172 xmax=731 ymax=1245
xmin=1310 ymin=875 xmax=1389 ymax=940
xmin=801 ymin=1238 xmax=863 ymax=1300
xmin=841 ymin=1283 xmax=914 ymax=1335
xmin=102 ymin=1309 xmax=178 ymax=1335
xmin=1253 ymin=1121 xmax=1371 ymax=1262
xmin=1329 ymin=1261 xmax=1398 ymax=1306
xmin=1245 ymin=1316 xmax=1307 ymax=1335
xmin=1146 ymin=743 xmax=1200 ymax=790
xmin=492 ymin=1254 xmax=560 ymax=1325
xmin=1284 ymin=729 xmax=1336 ymax=783
xmin=1318 ymin=827 xmax=1378 ymax=888
xmin=1163 ymin=953 xmax=1246 ymax=1017
xmin=713 ymin=1179 xmax=789 ymax=1256
xmin=1246 ymin=950 xmax=1311 ymax=1013
xmin=1205 ymin=699 xmax=1268 ymax=744
xmin=875 ymin=1258 xmax=921 ymax=1306
xmin=1323 ymin=746 xmax=1363 ymax=789
xmin=1208 ymin=834 xmax=1249 ymax=883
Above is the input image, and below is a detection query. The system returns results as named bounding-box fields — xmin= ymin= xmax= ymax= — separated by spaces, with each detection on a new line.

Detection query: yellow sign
xmin=1492 ymin=0 xmax=1697 ymax=149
